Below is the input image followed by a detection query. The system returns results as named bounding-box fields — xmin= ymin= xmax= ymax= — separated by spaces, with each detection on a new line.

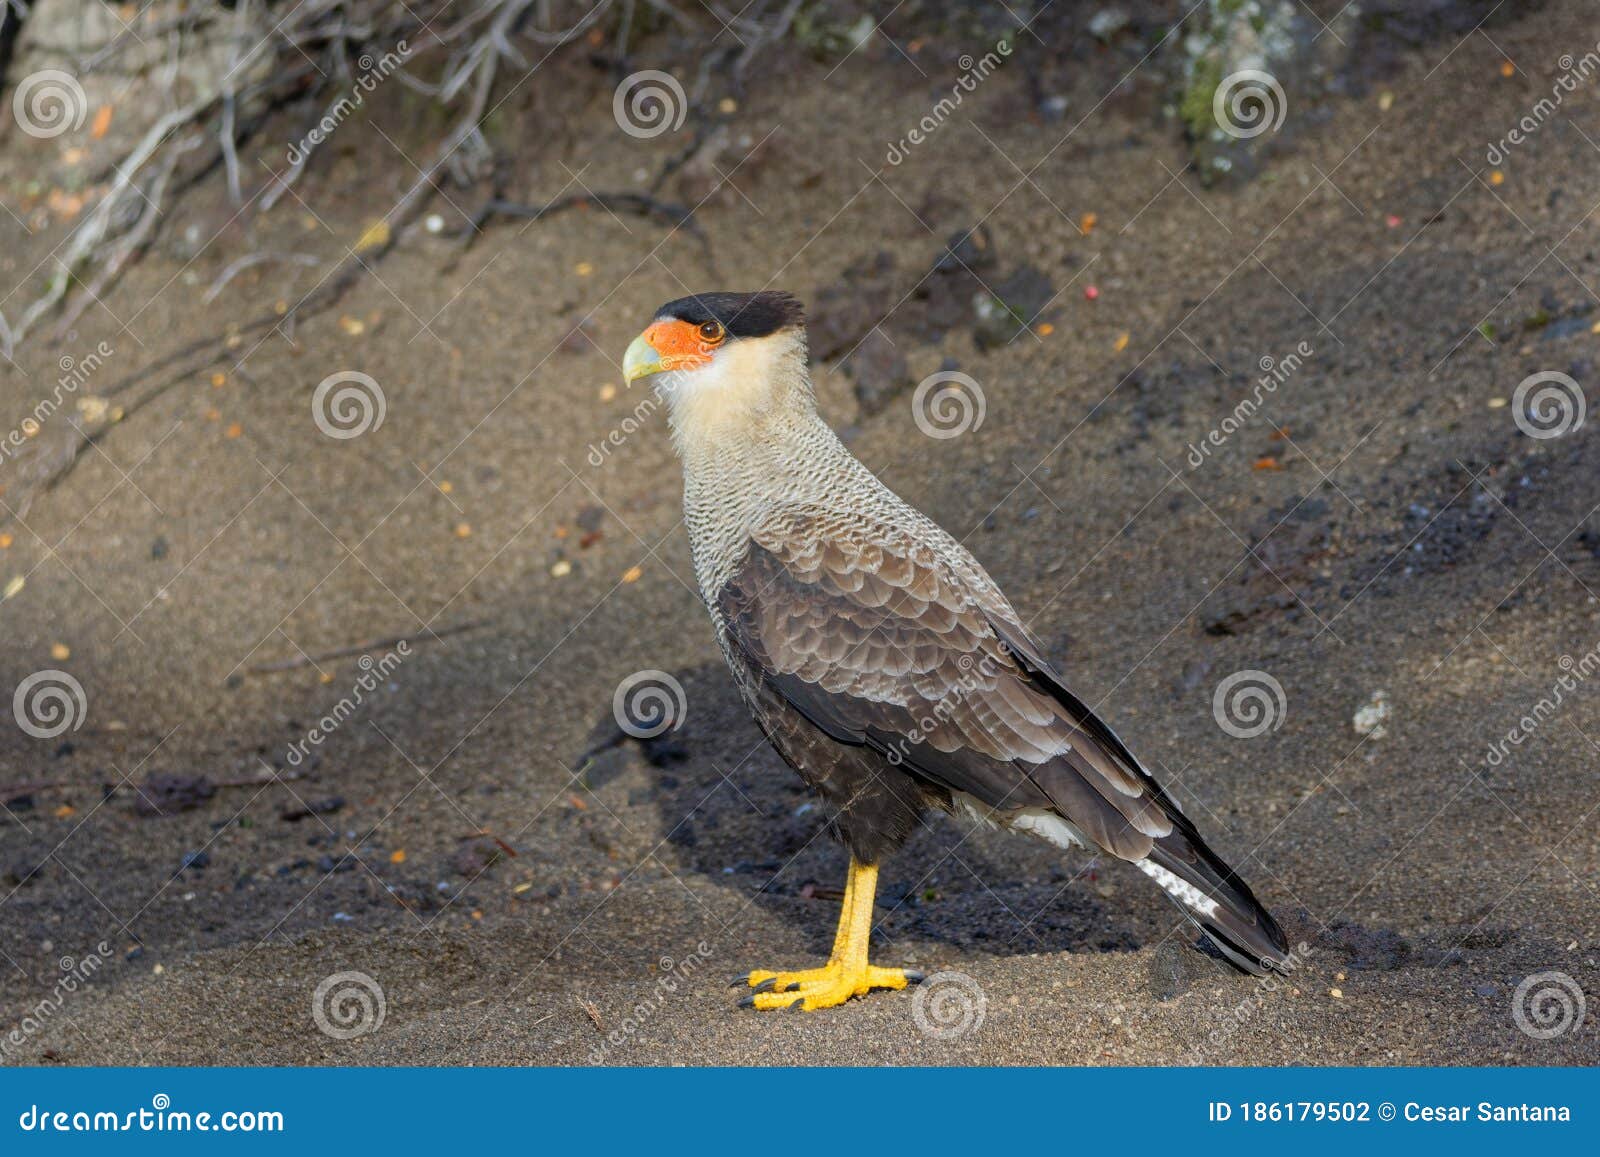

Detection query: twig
xmin=244 ymin=619 xmax=490 ymax=675
xmin=458 ymin=190 xmax=704 ymax=249
xmin=202 ymin=252 xmax=322 ymax=304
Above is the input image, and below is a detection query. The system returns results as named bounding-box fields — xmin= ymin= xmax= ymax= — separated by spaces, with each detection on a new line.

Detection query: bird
xmin=622 ymin=290 xmax=1289 ymax=1011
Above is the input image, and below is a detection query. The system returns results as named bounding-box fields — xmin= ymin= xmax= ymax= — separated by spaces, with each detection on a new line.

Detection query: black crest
xmin=655 ymin=291 xmax=804 ymax=338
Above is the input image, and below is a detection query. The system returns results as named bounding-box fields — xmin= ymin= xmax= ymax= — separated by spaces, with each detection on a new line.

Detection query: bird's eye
xmin=698 ymin=320 xmax=725 ymax=344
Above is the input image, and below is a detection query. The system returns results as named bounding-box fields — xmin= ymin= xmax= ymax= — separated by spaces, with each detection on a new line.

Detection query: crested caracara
xmin=622 ymin=291 xmax=1289 ymax=1011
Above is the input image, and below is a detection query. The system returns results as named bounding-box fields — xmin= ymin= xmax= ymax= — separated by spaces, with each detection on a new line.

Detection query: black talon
xmin=752 ymin=977 xmax=778 ymax=993
xmin=729 ymin=973 xmax=751 ymax=988
xmin=786 ymin=998 xmax=806 ymax=1011
xmin=737 ymin=994 xmax=755 ymax=1009
xmin=781 ymin=981 xmax=801 ymax=992
xmin=903 ymin=969 xmax=925 ymax=984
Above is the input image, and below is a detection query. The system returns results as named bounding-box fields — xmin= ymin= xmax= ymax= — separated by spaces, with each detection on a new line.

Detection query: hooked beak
xmin=622 ymin=332 xmax=664 ymax=385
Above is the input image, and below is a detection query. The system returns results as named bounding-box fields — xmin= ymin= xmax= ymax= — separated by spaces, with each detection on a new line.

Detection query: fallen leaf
xmin=355 ymin=219 xmax=391 ymax=253
xmin=91 ymin=105 xmax=113 ymax=139
xmin=1253 ymin=456 xmax=1284 ymax=471
xmin=389 ymin=849 xmax=406 ymax=864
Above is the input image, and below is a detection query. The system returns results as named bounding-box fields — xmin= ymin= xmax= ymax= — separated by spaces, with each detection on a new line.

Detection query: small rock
xmin=843 ymin=328 xmax=912 ymax=418
xmin=280 ymin=796 xmax=344 ymax=822
xmin=933 ymin=225 xmax=996 ymax=276
xmin=133 ymin=773 xmax=216 ymax=817
xmin=453 ymin=835 xmax=505 ymax=877
xmin=1352 ymin=690 xmax=1391 ymax=740
xmin=1088 ymin=8 xmax=1130 ymax=41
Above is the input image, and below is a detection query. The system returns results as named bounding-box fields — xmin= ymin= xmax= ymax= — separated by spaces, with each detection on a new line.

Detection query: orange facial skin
xmin=642 ymin=318 xmax=721 ymax=371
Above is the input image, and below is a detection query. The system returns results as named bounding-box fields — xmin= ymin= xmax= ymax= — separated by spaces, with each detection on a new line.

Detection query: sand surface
xmin=1 ymin=1 xmax=1597 ymax=1065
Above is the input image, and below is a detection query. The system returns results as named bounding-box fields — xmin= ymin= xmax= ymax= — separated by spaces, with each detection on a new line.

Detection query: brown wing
xmin=716 ymin=506 xmax=1290 ymax=973
xmin=716 ymin=508 xmax=1174 ymax=859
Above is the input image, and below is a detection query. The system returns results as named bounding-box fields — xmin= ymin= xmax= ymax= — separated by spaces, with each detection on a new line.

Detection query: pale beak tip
xmin=622 ymin=333 xmax=663 ymax=386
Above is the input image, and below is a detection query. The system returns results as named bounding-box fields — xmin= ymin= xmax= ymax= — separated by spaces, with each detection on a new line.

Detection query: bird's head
xmin=622 ymin=291 xmax=808 ymax=424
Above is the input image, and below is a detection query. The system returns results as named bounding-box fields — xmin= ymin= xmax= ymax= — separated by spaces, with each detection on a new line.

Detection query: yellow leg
xmin=735 ymin=859 xmax=922 ymax=1011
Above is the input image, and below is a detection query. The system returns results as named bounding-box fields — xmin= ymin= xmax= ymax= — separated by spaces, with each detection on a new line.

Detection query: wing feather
xmin=721 ymin=509 xmax=1171 ymax=860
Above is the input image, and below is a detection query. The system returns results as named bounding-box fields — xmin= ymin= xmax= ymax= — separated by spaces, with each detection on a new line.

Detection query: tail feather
xmin=1141 ymin=825 xmax=1289 ymax=975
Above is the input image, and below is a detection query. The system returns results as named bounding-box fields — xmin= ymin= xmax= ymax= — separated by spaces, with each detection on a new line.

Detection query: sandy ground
xmin=1 ymin=1 xmax=1598 ymax=1066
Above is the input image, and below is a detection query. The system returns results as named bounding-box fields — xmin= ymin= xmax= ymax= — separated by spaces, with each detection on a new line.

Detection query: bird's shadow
xmin=581 ymin=661 xmax=1145 ymax=963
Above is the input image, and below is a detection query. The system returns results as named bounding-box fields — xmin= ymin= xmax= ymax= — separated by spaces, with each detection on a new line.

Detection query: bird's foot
xmin=734 ymin=962 xmax=922 ymax=1011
